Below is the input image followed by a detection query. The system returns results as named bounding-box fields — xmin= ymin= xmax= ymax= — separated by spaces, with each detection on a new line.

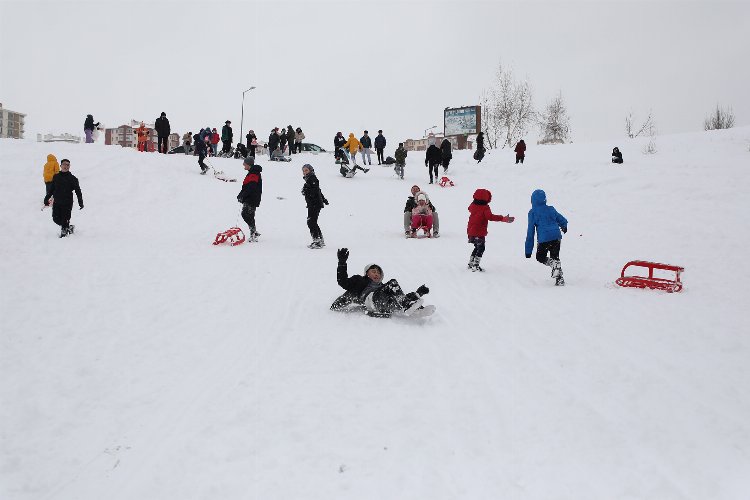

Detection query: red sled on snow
xmin=615 ymin=260 xmax=684 ymax=293
xmin=438 ymin=176 xmax=454 ymax=187
xmin=213 ymin=227 xmax=245 ymax=246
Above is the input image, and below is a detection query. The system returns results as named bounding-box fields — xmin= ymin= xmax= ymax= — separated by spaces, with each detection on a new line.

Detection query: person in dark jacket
xmin=611 ymin=147 xmax=623 ymax=164
xmin=333 ymin=132 xmax=346 ymax=162
xmin=279 ymin=128 xmax=288 ymax=153
xmin=83 ymin=115 xmax=100 ymax=144
xmin=221 ymin=121 xmax=233 ymax=155
xmin=44 ymin=158 xmax=83 ymax=237
xmin=360 ymin=130 xmax=373 ymax=165
xmin=374 ymin=130 xmax=386 ymax=165
xmin=514 ymin=139 xmax=526 ymax=164
xmin=154 ymin=112 xmax=170 ymax=153
xmin=268 ymin=128 xmax=280 ymax=158
xmin=246 ymin=130 xmax=258 ymax=157
xmin=403 ymin=185 xmax=439 ymax=238
xmin=286 ymin=125 xmax=296 ymax=154
xmin=394 ymin=143 xmax=407 ymax=179
xmin=330 ymin=248 xmax=430 ymax=317
xmin=195 ymin=134 xmax=209 ymax=174
xmin=236 ymin=156 xmax=263 ymax=241
xmin=525 ymin=189 xmax=568 ymax=286
xmin=440 ymin=138 xmax=452 ymax=172
xmin=466 ymin=188 xmax=514 ymax=271
xmin=424 ymin=144 xmax=442 ymax=184
xmin=301 ymin=164 xmax=328 ymax=249
xmin=474 ymin=132 xmax=486 ymax=163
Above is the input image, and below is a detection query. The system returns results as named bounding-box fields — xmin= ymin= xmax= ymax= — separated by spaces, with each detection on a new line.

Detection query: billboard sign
xmin=444 ymin=106 xmax=481 ymax=136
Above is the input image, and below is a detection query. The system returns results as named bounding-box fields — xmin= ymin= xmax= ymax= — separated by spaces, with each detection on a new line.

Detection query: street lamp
xmin=424 ymin=125 xmax=438 ymax=138
xmin=240 ymin=86 xmax=256 ymax=146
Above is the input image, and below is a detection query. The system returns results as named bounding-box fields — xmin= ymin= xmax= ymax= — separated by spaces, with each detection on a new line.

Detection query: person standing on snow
xmin=330 ymin=248 xmax=430 ymax=318
xmin=195 ymin=133 xmax=209 ymax=174
xmin=514 ymin=139 xmax=526 ymax=164
xmin=182 ymin=132 xmax=193 ymax=155
xmin=301 ymin=163 xmax=329 ymax=249
xmin=44 ymin=158 xmax=83 ymax=238
xmin=342 ymin=133 xmax=363 ymax=165
xmin=210 ymin=128 xmax=221 ymax=156
xmin=237 ymin=156 xmax=263 ymax=242
xmin=83 ymin=114 xmax=100 ymax=144
xmin=525 ymin=189 xmax=568 ymax=286
xmin=424 ymin=143 xmax=442 ymax=184
xmin=279 ymin=128 xmax=288 ymax=154
xmin=440 ymin=138 xmax=452 ymax=172
xmin=246 ymin=130 xmax=258 ymax=157
xmin=394 ymin=142 xmax=408 ymax=179
xmin=42 ymin=154 xmax=60 ymax=202
xmin=333 ymin=131 xmax=346 ymax=162
xmin=360 ymin=130 xmax=373 ymax=166
xmin=466 ymin=188 xmax=515 ymax=272
xmin=154 ymin=112 xmax=171 ymax=153
xmin=474 ymin=132 xmax=486 ymax=163
xmin=294 ymin=127 xmax=305 ymax=153
xmin=374 ymin=130 xmax=387 ymax=165
xmin=268 ymin=128 xmax=280 ymax=158
xmin=286 ymin=125 xmax=296 ymax=154
xmin=221 ymin=121 xmax=233 ymax=155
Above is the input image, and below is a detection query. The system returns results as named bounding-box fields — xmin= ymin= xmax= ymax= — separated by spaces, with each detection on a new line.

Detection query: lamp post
xmin=424 ymin=125 xmax=438 ymax=147
xmin=240 ymin=86 xmax=256 ymax=147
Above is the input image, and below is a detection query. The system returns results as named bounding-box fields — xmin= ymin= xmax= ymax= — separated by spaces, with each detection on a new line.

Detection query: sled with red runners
xmin=438 ymin=176 xmax=454 ymax=187
xmin=615 ymin=260 xmax=684 ymax=293
xmin=213 ymin=227 xmax=246 ymax=246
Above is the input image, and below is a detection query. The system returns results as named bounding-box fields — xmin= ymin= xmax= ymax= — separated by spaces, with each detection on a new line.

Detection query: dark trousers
xmin=468 ymin=236 xmax=486 ymax=258
xmin=222 ymin=141 xmax=231 ymax=154
xmin=241 ymin=203 xmax=257 ymax=233
xmin=307 ymin=206 xmax=322 ymax=239
xmin=442 ymin=157 xmax=451 ymax=170
xmin=376 ymin=148 xmax=384 ymax=164
xmin=52 ymin=203 xmax=73 ymax=229
xmin=428 ymin=163 xmax=439 ymax=183
xmin=371 ymin=279 xmax=407 ymax=314
xmin=45 ymin=181 xmax=53 ymax=201
xmin=331 ymin=291 xmax=362 ymax=311
xmin=536 ymin=239 xmax=561 ymax=263
xmin=158 ymin=135 xmax=168 ymax=153
xmin=198 ymin=152 xmax=207 ymax=171
xmin=516 ymin=155 xmax=524 ymax=164
xmin=249 ymin=146 xmax=257 ymax=158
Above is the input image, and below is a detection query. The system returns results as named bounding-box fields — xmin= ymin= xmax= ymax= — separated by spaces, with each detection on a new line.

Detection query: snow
xmin=1 ymin=129 xmax=750 ymax=499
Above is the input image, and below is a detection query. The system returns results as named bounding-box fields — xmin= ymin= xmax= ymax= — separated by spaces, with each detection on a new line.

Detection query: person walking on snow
xmin=440 ymin=138 xmax=452 ymax=172
xmin=525 ymin=189 xmax=568 ymax=286
xmin=237 ymin=156 xmax=263 ymax=242
xmin=301 ymin=164 xmax=329 ymax=249
xmin=475 ymin=132 xmax=486 ymax=163
xmin=374 ymin=130 xmax=386 ymax=165
xmin=221 ymin=121 xmax=233 ymax=155
xmin=330 ymin=248 xmax=430 ymax=318
xmin=424 ymin=143 xmax=442 ymax=184
xmin=155 ymin=112 xmax=170 ymax=153
xmin=394 ymin=142 xmax=408 ymax=179
xmin=360 ymin=130 xmax=373 ymax=165
xmin=514 ymin=139 xmax=526 ymax=164
xmin=195 ymin=133 xmax=209 ymax=174
xmin=42 ymin=154 xmax=60 ymax=202
xmin=403 ymin=185 xmax=439 ymax=238
xmin=343 ymin=132 xmax=363 ymax=165
xmin=44 ymin=158 xmax=83 ymax=238
xmin=466 ymin=188 xmax=515 ymax=271
xmin=83 ymin=114 xmax=100 ymax=144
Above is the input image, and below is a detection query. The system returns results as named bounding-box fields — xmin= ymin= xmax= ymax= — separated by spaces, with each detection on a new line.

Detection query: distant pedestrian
xmin=475 ymin=132 xmax=486 ymax=163
xmin=301 ymin=164 xmax=329 ymax=249
xmin=195 ymin=133 xmax=209 ymax=174
xmin=135 ymin=122 xmax=149 ymax=152
xmin=286 ymin=125 xmax=296 ymax=154
xmin=440 ymin=138 xmax=452 ymax=172
xmin=83 ymin=114 xmax=100 ymax=144
xmin=294 ymin=127 xmax=305 ymax=153
xmin=514 ymin=139 xmax=526 ymax=164
xmin=279 ymin=128 xmax=288 ymax=154
xmin=210 ymin=128 xmax=220 ymax=156
xmin=268 ymin=127 xmax=280 ymax=158
xmin=611 ymin=147 xmax=623 ymax=164
xmin=221 ymin=121 xmax=233 ymax=155
xmin=374 ymin=130 xmax=386 ymax=165
xmin=44 ymin=158 xmax=84 ymax=238
xmin=394 ymin=142 xmax=407 ymax=179
xmin=155 ymin=112 xmax=170 ymax=153
xmin=246 ymin=130 xmax=258 ymax=157
xmin=237 ymin=156 xmax=263 ymax=242
xmin=424 ymin=143 xmax=441 ymax=184
xmin=334 ymin=132 xmax=346 ymax=162
xmin=360 ymin=130 xmax=373 ymax=165
xmin=42 ymin=153 xmax=60 ymax=201
xmin=182 ymin=132 xmax=193 ymax=154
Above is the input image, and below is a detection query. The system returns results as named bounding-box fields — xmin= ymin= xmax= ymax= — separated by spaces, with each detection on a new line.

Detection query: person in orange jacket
xmin=342 ymin=132 xmax=363 ymax=165
xmin=135 ymin=122 xmax=149 ymax=152
xmin=43 ymin=153 xmax=60 ymax=201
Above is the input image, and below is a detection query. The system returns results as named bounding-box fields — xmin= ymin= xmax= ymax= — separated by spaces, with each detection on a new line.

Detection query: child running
xmin=466 ymin=188 xmax=514 ymax=271
xmin=524 ymin=189 xmax=568 ymax=286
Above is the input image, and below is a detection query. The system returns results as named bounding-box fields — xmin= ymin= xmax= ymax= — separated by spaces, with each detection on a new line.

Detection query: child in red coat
xmin=467 ymin=188 xmax=514 ymax=271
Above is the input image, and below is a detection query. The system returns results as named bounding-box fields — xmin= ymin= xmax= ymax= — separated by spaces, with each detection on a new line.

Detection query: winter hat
xmin=411 ymin=185 xmax=421 ymax=196
xmin=417 ymin=193 xmax=427 ymax=203
xmin=243 ymin=156 xmax=255 ymax=166
xmin=302 ymin=163 xmax=315 ymax=174
xmin=161 ymin=112 xmax=166 ymax=117
xmin=364 ymin=263 xmax=383 ymax=277
xmin=225 ymin=120 xmax=231 ymax=124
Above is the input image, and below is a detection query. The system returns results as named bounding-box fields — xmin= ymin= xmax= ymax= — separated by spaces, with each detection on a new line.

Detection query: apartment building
xmin=0 ymin=103 xmax=26 ymax=139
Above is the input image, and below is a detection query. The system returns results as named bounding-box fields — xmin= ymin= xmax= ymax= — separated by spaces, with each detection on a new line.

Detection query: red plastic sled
xmin=615 ymin=260 xmax=684 ymax=293
xmin=213 ymin=227 xmax=246 ymax=246
xmin=439 ymin=176 xmax=454 ymax=187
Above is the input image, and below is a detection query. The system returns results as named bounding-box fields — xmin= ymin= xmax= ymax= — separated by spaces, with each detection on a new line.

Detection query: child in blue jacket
xmin=525 ymin=189 xmax=568 ymax=286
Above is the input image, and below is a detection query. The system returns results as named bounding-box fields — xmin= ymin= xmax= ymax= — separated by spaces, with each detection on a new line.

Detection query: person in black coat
xmin=237 ymin=156 xmax=262 ymax=240
xmin=612 ymin=147 xmax=623 ymax=164
xmin=286 ymin=125 xmax=296 ymax=154
xmin=374 ymin=130 xmax=386 ymax=165
xmin=424 ymin=144 xmax=442 ymax=184
xmin=44 ymin=158 xmax=83 ymax=237
xmin=440 ymin=138 xmax=452 ymax=172
xmin=330 ymin=248 xmax=430 ymax=317
xmin=301 ymin=164 xmax=328 ymax=249
xmin=360 ymin=130 xmax=373 ymax=165
xmin=268 ymin=128 xmax=280 ymax=158
xmin=246 ymin=130 xmax=258 ymax=157
xmin=195 ymin=134 xmax=209 ymax=174
xmin=154 ymin=112 xmax=171 ymax=153
xmin=333 ymin=132 xmax=346 ymax=162
xmin=474 ymin=132 xmax=486 ymax=163
xmin=83 ymin=115 xmax=100 ymax=143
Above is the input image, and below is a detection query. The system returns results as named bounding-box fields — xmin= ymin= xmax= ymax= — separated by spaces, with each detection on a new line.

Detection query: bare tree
xmin=481 ymin=64 xmax=536 ymax=148
xmin=625 ymin=110 xmax=655 ymax=138
xmin=704 ymin=105 xmax=735 ymax=130
xmin=537 ymin=92 xmax=571 ymax=144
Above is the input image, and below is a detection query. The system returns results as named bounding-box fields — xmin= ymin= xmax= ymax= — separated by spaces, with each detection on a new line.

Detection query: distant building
xmin=37 ymin=133 xmax=81 ymax=143
xmin=0 ymin=103 xmax=26 ymax=139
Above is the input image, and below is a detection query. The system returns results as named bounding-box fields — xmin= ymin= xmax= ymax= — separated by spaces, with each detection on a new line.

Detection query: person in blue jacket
xmin=525 ymin=189 xmax=568 ymax=286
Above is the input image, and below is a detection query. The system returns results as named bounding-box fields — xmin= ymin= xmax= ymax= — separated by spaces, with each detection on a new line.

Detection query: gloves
xmin=323 ymin=198 xmax=329 ymax=205
xmin=237 ymin=196 xmax=242 ymax=203
xmin=416 ymin=284 xmax=429 ymax=296
xmin=505 ymin=215 xmax=515 ymax=223
xmin=79 ymin=205 xmax=84 ymax=210
xmin=525 ymin=254 xmax=531 ymax=259
xmin=337 ymin=248 xmax=349 ymax=263
xmin=561 ymin=227 xmax=567 ymax=234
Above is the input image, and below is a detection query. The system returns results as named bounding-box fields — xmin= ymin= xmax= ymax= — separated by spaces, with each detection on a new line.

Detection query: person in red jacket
xmin=210 ymin=128 xmax=221 ymax=157
xmin=467 ymin=188 xmax=514 ymax=271
xmin=514 ymin=139 xmax=526 ymax=164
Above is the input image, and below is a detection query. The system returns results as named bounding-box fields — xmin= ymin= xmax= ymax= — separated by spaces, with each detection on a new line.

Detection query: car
xmin=298 ymin=143 xmax=326 ymax=153
xmin=168 ymin=145 xmax=194 ymax=154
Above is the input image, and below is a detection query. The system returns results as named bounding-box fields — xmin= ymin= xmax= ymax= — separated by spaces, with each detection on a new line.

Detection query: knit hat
xmin=302 ymin=163 xmax=314 ymax=174
xmin=364 ymin=263 xmax=383 ymax=277
xmin=243 ymin=156 xmax=255 ymax=166
xmin=417 ymin=193 xmax=427 ymax=203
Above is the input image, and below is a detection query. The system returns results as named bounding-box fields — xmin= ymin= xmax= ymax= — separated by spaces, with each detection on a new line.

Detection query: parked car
xmin=298 ymin=143 xmax=326 ymax=153
xmin=168 ymin=145 xmax=194 ymax=155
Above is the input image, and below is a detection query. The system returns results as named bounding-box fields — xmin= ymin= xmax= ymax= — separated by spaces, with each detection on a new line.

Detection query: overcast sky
xmin=1 ymin=0 xmax=748 ymax=148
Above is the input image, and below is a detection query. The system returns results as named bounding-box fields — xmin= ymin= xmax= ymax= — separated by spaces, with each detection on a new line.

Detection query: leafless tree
xmin=704 ymin=105 xmax=735 ymax=130
xmin=537 ymin=92 xmax=571 ymax=144
xmin=481 ymin=63 xmax=535 ymax=148
xmin=625 ymin=110 xmax=655 ymax=139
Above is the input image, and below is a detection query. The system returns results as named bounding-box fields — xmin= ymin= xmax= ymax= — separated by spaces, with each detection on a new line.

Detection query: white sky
xmin=1 ymin=0 xmax=748 ymax=148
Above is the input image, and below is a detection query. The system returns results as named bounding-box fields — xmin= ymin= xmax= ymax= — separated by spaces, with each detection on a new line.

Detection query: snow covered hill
xmin=2 ymin=128 xmax=750 ymax=500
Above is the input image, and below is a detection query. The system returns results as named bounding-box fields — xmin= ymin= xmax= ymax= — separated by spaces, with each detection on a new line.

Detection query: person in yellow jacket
xmin=342 ymin=132 xmax=363 ymax=165
xmin=43 ymin=154 xmax=60 ymax=201
xmin=136 ymin=122 xmax=149 ymax=152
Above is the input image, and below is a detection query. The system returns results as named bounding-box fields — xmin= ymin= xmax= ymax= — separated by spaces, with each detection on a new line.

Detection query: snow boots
xmin=308 ymin=237 xmax=325 ymax=249
xmin=547 ymin=258 xmax=565 ymax=286
xmin=60 ymin=224 xmax=75 ymax=238
xmin=468 ymin=256 xmax=484 ymax=272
